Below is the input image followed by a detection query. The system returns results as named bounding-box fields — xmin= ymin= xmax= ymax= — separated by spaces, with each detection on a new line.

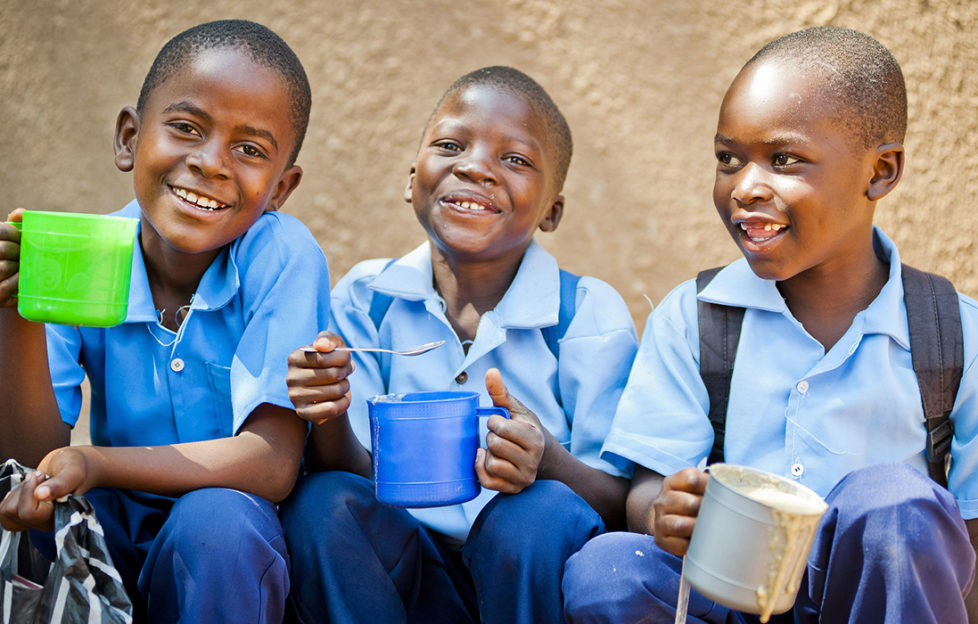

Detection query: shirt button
xmin=790 ymin=463 xmax=804 ymax=477
xmin=170 ymin=358 xmax=185 ymax=372
xmin=455 ymin=372 xmax=468 ymax=384
xmin=796 ymin=380 xmax=809 ymax=394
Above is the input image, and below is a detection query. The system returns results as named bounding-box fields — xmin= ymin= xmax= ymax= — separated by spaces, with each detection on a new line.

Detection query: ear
xmin=113 ymin=106 xmax=140 ymax=172
xmin=866 ymin=143 xmax=904 ymax=201
xmin=266 ymin=165 xmax=303 ymax=212
xmin=538 ymin=194 xmax=564 ymax=233
xmin=402 ymin=165 xmax=416 ymax=203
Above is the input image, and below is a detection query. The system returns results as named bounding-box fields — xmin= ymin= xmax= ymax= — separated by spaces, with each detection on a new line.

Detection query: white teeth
xmin=456 ymin=200 xmax=487 ymax=211
xmin=174 ymin=187 xmax=226 ymax=210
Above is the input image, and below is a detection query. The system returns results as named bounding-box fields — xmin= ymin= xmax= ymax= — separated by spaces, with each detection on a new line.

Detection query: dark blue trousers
xmin=31 ymin=487 xmax=290 ymax=623
xmin=280 ymin=471 xmax=605 ymax=624
xmin=562 ymin=463 xmax=975 ymax=623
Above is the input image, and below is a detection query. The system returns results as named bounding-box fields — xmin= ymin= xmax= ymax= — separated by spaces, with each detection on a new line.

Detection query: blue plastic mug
xmin=368 ymin=391 xmax=510 ymax=507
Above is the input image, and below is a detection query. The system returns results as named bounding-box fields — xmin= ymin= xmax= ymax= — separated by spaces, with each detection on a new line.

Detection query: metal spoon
xmin=300 ymin=339 xmax=446 ymax=356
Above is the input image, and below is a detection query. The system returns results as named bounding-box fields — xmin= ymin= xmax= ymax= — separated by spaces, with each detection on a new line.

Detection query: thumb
xmin=34 ymin=473 xmax=74 ymax=502
xmin=485 ymin=367 xmax=512 ymax=410
xmin=485 ymin=368 xmax=534 ymax=423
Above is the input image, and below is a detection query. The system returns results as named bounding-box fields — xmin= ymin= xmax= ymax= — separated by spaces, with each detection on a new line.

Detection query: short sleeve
xmin=600 ymin=278 xmax=716 ymax=476
xmin=229 ymin=213 xmax=332 ymax=431
xmin=557 ymin=276 xmax=639 ymax=478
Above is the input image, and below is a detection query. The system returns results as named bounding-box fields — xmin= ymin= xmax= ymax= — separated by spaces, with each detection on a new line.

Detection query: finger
xmin=306 ymin=330 xmax=348 ymax=354
xmin=1 ymin=474 xmax=55 ymax=532
xmin=664 ymin=467 xmax=709 ymax=496
xmin=35 ymin=467 xmax=83 ymax=500
xmin=486 ymin=415 xmax=544 ymax=456
xmin=294 ymin=395 xmax=352 ymax=425
xmin=474 ymin=448 xmax=524 ymax=494
xmin=485 ymin=368 xmax=537 ymax=425
xmin=655 ymin=533 xmax=693 ymax=558
xmin=285 ymin=352 xmax=353 ymax=388
xmin=6 ymin=208 xmax=25 ymax=221
xmin=485 ymin=425 xmax=539 ymax=467
xmin=486 ymin=368 xmax=528 ymax=413
xmin=289 ymin=378 xmax=351 ymax=406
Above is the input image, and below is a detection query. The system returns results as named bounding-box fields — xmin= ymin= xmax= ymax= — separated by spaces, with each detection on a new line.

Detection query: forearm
xmin=537 ymin=432 xmax=629 ymax=530
xmin=55 ymin=403 xmax=307 ymax=502
xmin=0 ymin=308 xmax=68 ymax=465
xmin=304 ymin=412 xmax=372 ymax=478
xmin=625 ymin=466 xmax=665 ymax=534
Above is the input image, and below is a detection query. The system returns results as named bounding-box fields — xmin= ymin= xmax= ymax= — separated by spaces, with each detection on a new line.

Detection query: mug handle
xmin=476 ymin=406 xmax=510 ymax=449
xmin=3 ymin=221 xmax=23 ymax=231
xmin=476 ymin=406 xmax=510 ymax=419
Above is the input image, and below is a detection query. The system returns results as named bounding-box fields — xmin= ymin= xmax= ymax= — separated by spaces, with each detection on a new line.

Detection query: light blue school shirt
xmin=603 ymin=228 xmax=978 ymax=519
xmin=330 ymin=239 xmax=638 ymax=543
xmin=46 ymin=200 xmax=331 ymax=446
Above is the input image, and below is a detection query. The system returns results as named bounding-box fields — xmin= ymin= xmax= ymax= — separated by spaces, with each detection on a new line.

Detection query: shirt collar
xmin=120 ymin=199 xmax=240 ymax=323
xmin=368 ymin=238 xmax=562 ymax=330
xmin=699 ymin=226 xmax=910 ymax=349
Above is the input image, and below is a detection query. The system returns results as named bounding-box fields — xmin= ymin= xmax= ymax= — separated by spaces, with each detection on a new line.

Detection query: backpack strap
xmin=901 ymin=264 xmax=963 ymax=488
xmin=367 ymin=259 xmax=399 ymax=330
xmin=696 ymin=267 xmax=745 ymax=466
xmin=541 ymin=269 xmax=581 ymax=359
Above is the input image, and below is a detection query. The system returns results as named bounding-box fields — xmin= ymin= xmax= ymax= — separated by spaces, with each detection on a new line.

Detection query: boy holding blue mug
xmin=284 ymin=66 xmax=638 ymax=624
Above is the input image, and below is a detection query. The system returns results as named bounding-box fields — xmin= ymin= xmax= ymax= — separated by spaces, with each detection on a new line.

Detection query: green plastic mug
xmin=9 ymin=211 xmax=138 ymax=327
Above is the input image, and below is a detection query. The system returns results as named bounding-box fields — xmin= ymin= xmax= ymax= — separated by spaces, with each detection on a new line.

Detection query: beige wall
xmin=4 ymin=0 xmax=977 ymax=333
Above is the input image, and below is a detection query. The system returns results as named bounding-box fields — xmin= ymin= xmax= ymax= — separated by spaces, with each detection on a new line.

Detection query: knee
xmin=280 ymin=471 xmax=373 ymax=530
xmin=825 ymin=463 xmax=971 ymax=568
xmin=563 ymin=532 xmax=666 ymax=613
xmin=163 ymin=488 xmax=282 ymax=558
xmin=471 ymin=481 xmax=602 ymax=553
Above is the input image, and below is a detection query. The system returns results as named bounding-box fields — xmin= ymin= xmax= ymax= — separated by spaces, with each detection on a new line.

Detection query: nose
xmin=452 ymin=148 xmax=496 ymax=186
xmin=185 ymin=140 xmax=230 ymax=179
xmin=730 ymin=162 xmax=772 ymax=205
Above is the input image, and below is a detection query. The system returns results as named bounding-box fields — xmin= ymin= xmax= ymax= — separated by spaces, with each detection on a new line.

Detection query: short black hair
xmin=744 ymin=26 xmax=906 ymax=150
xmin=430 ymin=66 xmax=573 ymax=192
xmin=136 ymin=19 xmax=311 ymax=165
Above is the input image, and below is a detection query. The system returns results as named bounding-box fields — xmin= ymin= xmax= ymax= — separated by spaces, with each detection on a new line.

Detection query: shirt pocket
xmin=204 ymin=361 xmax=234 ymax=438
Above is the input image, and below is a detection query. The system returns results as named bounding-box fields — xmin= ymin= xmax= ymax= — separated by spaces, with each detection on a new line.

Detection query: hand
xmin=475 ymin=368 xmax=545 ymax=494
xmin=0 ymin=447 xmax=94 ymax=532
xmin=652 ymin=467 xmax=709 ymax=557
xmin=0 ymin=208 xmax=24 ymax=308
xmin=286 ymin=331 xmax=355 ymax=425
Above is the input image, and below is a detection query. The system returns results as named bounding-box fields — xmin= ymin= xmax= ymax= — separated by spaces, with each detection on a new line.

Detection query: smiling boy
xmin=561 ymin=27 xmax=978 ymax=623
xmin=0 ymin=20 xmax=329 ymax=621
xmin=282 ymin=66 xmax=638 ymax=624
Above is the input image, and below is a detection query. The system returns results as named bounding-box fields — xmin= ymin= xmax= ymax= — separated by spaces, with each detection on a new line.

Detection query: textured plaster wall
xmin=3 ymin=0 xmax=977 ymax=332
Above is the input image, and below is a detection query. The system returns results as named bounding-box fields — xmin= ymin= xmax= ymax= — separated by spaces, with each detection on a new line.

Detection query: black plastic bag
xmin=0 ymin=459 xmax=132 ymax=623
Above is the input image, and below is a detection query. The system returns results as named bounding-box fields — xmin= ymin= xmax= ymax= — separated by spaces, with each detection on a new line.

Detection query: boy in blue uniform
xmin=562 ymin=27 xmax=978 ymax=623
xmin=0 ymin=20 xmax=329 ymax=622
xmin=283 ymin=66 xmax=638 ymax=623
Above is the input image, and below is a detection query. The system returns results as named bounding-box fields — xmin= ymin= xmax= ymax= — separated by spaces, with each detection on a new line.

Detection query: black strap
xmin=696 ymin=264 xmax=963 ymax=486
xmin=696 ymin=268 xmax=745 ymax=466
xmin=902 ymin=265 xmax=963 ymax=488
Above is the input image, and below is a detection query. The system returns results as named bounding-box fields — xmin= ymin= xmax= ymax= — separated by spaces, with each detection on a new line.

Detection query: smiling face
xmin=405 ymin=84 xmax=564 ymax=265
xmin=115 ymin=47 xmax=302 ymax=264
xmin=713 ymin=58 xmax=882 ymax=282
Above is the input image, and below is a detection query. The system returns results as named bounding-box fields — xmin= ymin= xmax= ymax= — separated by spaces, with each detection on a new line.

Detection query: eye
xmin=236 ymin=144 xmax=268 ymax=159
xmin=433 ymin=140 xmax=463 ymax=152
xmin=169 ymin=122 xmax=200 ymax=136
xmin=505 ymin=154 xmax=532 ymax=167
xmin=716 ymin=151 xmax=742 ymax=167
xmin=772 ymin=153 xmax=800 ymax=168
